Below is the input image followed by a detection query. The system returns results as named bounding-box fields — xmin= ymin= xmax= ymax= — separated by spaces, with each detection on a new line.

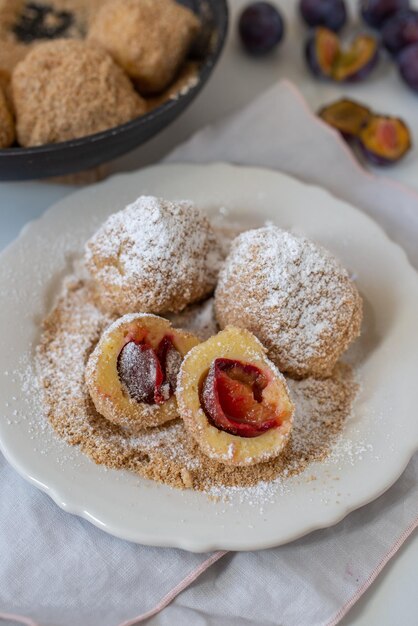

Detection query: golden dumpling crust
xmin=88 ymin=0 xmax=200 ymax=94
xmin=85 ymin=195 xmax=223 ymax=317
xmin=0 ymin=40 xmax=29 ymax=91
xmin=86 ymin=313 xmax=200 ymax=433
xmin=11 ymin=39 xmax=146 ymax=147
xmin=215 ymin=227 xmax=363 ymax=379
xmin=0 ymin=0 xmax=105 ymax=89
xmin=145 ymin=61 xmax=199 ymax=112
xmin=177 ymin=326 xmax=294 ymax=467
xmin=0 ymin=85 xmax=14 ymax=148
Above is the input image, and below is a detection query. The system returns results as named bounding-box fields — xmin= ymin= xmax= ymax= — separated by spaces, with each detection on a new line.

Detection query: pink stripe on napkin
xmin=0 ymin=613 xmax=40 ymax=626
xmin=116 ymin=551 xmax=227 ymax=626
xmin=327 ymin=516 xmax=418 ymax=626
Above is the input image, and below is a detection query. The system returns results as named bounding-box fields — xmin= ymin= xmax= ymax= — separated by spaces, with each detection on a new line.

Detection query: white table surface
xmin=0 ymin=1 xmax=417 ymax=624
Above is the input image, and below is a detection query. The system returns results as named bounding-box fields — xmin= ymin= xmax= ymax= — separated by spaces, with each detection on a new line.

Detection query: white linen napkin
xmin=1 ymin=80 xmax=417 ymax=626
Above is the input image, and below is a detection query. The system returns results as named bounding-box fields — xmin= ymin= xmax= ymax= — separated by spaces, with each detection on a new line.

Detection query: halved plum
xmin=306 ymin=27 xmax=340 ymax=77
xmin=358 ymin=115 xmax=412 ymax=165
xmin=332 ymin=34 xmax=379 ymax=82
xmin=306 ymin=28 xmax=379 ymax=81
xmin=201 ymin=358 xmax=282 ymax=438
xmin=317 ymin=98 xmax=412 ymax=167
xmin=318 ymin=98 xmax=372 ymax=138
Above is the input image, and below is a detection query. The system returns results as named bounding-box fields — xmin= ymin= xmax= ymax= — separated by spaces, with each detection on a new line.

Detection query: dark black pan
xmin=0 ymin=0 xmax=228 ymax=181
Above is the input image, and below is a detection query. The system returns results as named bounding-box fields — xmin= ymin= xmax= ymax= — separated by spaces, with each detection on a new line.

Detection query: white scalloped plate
xmin=1 ymin=163 xmax=418 ymax=552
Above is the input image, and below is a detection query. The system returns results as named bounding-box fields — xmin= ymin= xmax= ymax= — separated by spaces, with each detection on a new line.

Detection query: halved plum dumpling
xmin=177 ymin=326 xmax=294 ymax=467
xmin=86 ymin=313 xmax=200 ymax=433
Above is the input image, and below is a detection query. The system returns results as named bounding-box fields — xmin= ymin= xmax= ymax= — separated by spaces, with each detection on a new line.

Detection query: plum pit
xmin=118 ymin=334 xmax=181 ymax=405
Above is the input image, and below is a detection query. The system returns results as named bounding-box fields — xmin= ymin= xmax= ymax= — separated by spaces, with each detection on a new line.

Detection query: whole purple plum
xmin=397 ymin=42 xmax=418 ymax=90
xmin=238 ymin=2 xmax=285 ymax=56
xmin=300 ymin=0 xmax=347 ymax=32
xmin=360 ymin=0 xmax=410 ymax=29
xmin=382 ymin=10 xmax=418 ymax=55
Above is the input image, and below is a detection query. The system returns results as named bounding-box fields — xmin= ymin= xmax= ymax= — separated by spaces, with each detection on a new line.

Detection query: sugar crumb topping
xmin=215 ymin=226 xmax=362 ymax=378
xmin=85 ymin=195 xmax=223 ymax=315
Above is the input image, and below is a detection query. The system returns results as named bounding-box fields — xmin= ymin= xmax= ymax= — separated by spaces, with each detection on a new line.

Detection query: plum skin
xmin=238 ymin=2 xmax=285 ymax=56
xmin=397 ymin=42 xmax=418 ymax=90
xmin=305 ymin=36 xmax=327 ymax=77
xmin=360 ymin=0 xmax=410 ymax=29
xmin=382 ymin=10 xmax=418 ymax=55
xmin=300 ymin=0 xmax=347 ymax=32
xmin=358 ymin=140 xmax=402 ymax=166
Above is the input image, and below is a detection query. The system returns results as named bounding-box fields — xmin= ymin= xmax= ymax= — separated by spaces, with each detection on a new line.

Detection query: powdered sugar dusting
xmin=167 ymin=297 xmax=218 ymax=341
xmin=35 ymin=277 xmax=359 ymax=494
xmin=85 ymin=195 xmax=223 ymax=315
xmin=166 ymin=347 xmax=182 ymax=390
xmin=215 ymin=226 xmax=363 ymax=378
